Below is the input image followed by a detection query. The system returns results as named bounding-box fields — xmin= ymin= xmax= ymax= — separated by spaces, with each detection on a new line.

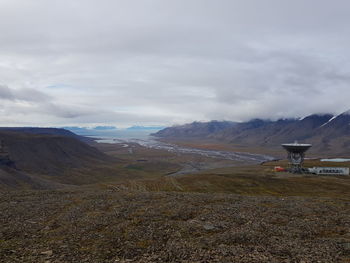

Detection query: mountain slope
xmin=153 ymin=112 xmax=350 ymax=156
xmin=0 ymin=129 xmax=116 ymax=189
xmin=153 ymin=120 xmax=236 ymax=138
xmin=0 ymin=127 xmax=93 ymax=143
xmin=213 ymin=114 xmax=333 ymax=145
xmin=0 ymin=166 xmax=66 ymax=190
xmin=0 ymin=131 xmax=112 ymax=175
xmin=308 ymin=112 xmax=350 ymax=153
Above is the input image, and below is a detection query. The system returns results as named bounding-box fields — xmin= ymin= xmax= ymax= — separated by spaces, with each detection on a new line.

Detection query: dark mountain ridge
xmin=153 ymin=120 xmax=237 ymax=138
xmin=153 ymin=112 xmax=350 ymax=156
xmin=0 ymin=127 xmax=79 ymax=137
xmin=0 ymin=128 xmax=115 ymax=189
xmin=0 ymin=127 xmax=96 ymax=143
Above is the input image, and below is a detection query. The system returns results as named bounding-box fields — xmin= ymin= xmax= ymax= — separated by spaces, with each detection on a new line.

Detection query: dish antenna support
xmin=281 ymin=142 xmax=312 ymax=173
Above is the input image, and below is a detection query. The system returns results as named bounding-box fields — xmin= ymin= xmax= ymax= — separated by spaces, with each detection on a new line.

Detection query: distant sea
xmin=72 ymin=129 xmax=159 ymax=143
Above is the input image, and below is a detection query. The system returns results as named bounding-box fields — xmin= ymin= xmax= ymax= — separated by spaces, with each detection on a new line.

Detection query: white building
xmin=309 ymin=167 xmax=349 ymax=176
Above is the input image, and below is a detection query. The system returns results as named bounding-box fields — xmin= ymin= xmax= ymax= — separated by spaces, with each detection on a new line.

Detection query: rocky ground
xmin=1 ymin=188 xmax=349 ymax=263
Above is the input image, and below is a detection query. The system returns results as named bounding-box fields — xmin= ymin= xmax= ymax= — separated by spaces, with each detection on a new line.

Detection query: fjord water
xmin=89 ymin=129 xmax=154 ymax=142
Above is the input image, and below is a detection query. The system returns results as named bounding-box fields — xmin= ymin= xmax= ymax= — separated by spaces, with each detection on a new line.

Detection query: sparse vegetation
xmin=1 ymin=132 xmax=350 ymax=262
xmin=1 ymin=188 xmax=349 ymax=263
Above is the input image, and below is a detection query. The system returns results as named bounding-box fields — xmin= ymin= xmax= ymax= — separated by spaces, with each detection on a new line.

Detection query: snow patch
xmin=319 ymin=115 xmax=337 ymax=128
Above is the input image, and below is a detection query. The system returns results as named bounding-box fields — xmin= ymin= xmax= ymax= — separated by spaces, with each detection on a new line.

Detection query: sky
xmin=1 ymin=0 xmax=350 ymax=127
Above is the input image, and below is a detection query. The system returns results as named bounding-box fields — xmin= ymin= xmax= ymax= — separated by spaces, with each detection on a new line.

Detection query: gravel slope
xmin=0 ymin=189 xmax=349 ymax=263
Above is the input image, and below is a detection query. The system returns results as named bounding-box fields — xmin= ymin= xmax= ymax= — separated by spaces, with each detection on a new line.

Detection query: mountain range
xmin=153 ymin=111 xmax=350 ymax=156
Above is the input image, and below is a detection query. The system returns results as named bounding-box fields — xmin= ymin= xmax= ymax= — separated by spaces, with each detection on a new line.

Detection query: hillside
xmin=0 ymin=188 xmax=349 ymax=263
xmin=0 ymin=129 xmax=115 ymax=189
xmin=0 ymin=166 xmax=65 ymax=190
xmin=0 ymin=127 xmax=95 ymax=143
xmin=153 ymin=120 xmax=236 ymax=138
xmin=153 ymin=112 xmax=350 ymax=156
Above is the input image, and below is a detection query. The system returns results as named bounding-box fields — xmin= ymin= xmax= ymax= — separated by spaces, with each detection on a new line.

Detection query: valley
xmin=2 ymin=1 xmax=350 ymax=262
xmin=0 ymin=128 xmax=350 ymax=262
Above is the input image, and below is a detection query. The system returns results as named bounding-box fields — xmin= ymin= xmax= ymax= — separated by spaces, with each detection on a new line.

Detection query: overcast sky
xmin=1 ymin=0 xmax=350 ymax=127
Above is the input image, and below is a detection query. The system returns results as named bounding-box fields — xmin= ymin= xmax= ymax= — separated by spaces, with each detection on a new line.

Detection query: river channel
xmin=96 ymin=136 xmax=275 ymax=164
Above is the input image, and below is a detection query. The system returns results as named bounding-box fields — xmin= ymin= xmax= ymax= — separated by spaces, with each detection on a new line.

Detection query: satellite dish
xmin=281 ymin=142 xmax=312 ymax=173
xmin=281 ymin=143 xmax=312 ymax=154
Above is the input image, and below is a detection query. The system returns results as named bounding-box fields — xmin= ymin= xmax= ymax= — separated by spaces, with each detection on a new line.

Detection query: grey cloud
xmin=0 ymin=85 xmax=51 ymax=102
xmin=0 ymin=85 xmax=15 ymax=100
xmin=1 ymin=0 xmax=350 ymax=126
xmin=17 ymin=88 xmax=52 ymax=102
xmin=41 ymin=103 xmax=94 ymax=119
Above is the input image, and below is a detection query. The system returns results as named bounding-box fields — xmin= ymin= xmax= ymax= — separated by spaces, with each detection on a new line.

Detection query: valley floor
xmin=1 ymin=188 xmax=350 ymax=263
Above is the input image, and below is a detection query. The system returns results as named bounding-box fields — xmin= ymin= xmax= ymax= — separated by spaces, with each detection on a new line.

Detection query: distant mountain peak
xmin=340 ymin=109 xmax=350 ymax=115
xmin=93 ymin=126 xmax=117 ymax=130
xmin=299 ymin=113 xmax=333 ymax=121
xmin=126 ymin=126 xmax=165 ymax=130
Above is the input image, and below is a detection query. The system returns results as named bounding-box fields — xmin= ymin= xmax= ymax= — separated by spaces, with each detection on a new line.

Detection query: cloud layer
xmin=1 ymin=0 xmax=350 ymax=127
